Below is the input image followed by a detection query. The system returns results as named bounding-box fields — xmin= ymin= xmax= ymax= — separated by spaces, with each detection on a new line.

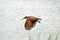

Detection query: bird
xmin=23 ymin=16 xmax=42 ymax=30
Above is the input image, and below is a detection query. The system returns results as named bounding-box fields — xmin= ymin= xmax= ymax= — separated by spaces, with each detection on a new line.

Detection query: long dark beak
xmin=22 ymin=16 xmax=27 ymax=19
xmin=23 ymin=17 xmax=25 ymax=19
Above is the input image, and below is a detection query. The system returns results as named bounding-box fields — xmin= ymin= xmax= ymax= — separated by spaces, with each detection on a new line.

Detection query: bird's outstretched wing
xmin=25 ymin=19 xmax=33 ymax=30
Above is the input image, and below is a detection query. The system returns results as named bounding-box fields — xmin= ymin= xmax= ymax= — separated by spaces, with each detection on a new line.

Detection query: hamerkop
xmin=23 ymin=16 xmax=42 ymax=30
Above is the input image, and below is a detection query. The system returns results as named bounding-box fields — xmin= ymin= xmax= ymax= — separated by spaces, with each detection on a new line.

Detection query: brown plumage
xmin=23 ymin=16 xmax=42 ymax=30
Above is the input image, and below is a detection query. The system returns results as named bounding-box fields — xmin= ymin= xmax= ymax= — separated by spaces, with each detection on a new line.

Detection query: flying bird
xmin=23 ymin=16 xmax=42 ymax=30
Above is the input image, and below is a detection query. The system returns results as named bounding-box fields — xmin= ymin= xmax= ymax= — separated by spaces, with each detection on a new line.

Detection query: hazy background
xmin=0 ymin=0 xmax=60 ymax=40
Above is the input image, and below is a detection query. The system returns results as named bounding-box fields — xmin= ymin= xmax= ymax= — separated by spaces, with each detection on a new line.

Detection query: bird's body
xmin=23 ymin=16 xmax=42 ymax=30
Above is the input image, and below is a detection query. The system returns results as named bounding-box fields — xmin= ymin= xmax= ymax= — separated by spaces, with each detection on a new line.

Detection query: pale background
xmin=0 ymin=0 xmax=60 ymax=40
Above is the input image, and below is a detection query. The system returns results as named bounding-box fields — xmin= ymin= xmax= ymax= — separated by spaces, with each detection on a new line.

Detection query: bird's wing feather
xmin=25 ymin=20 xmax=33 ymax=30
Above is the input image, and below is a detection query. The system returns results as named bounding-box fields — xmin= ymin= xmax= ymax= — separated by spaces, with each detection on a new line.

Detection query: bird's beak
xmin=22 ymin=16 xmax=27 ymax=19
xmin=22 ymin=17 xmax=25 ymax=19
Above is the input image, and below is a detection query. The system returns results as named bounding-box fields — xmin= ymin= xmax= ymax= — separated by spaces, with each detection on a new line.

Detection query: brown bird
xmin=23 ymin=16 xmax=42 ymax=30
